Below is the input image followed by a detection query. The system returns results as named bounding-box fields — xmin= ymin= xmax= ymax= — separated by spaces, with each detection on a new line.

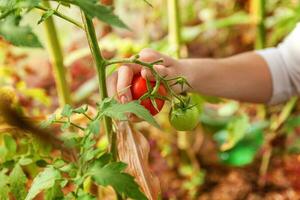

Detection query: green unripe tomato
xmin=169 ymin=105 xmax=200 ymax=131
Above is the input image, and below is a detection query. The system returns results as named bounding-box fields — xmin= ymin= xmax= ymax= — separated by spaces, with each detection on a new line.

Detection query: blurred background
xmin=1 ymin=0 xmax=300 ymax=199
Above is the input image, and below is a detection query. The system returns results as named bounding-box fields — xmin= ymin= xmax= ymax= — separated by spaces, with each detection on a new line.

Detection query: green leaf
xmin=9 ymin=164 xmax=27 ymax=200
xmin=215 ymin=121 xmax=266 ymax=166
xmin=218 ymin=101 xmax=239 ymax=117
xmin=99 ymin=98 xmax=159 ymax=128
xmin=73 ymin=105 xmax=88 ymax=114
xmin=82 ymin=148 xmax=101 ymax=163
xmin=1 ymin=160 xmax=15 ymax=168
xmin=87 ymin=120 xmax=100 ymax=135
xmin=61 ymin=104 xmax=73 ymax=117
xmin=91 ymin=162 xmax=147 ymax=200
xmin=44 ymin=180 xmax=64 ymax=200
xmin=61 ymin=121 xmax=71 ymax=130
xmin=284 ymin=115 xmax=300 ymax=134
xmin=0 ymin=15 xmax=43 ymax=48
xmin=218 ymin=128 xmax=264 ymax=166
xmin=3 ymin=134 xmax=16 ymax=155
xmin=25 ymin=167 xmax=61 ymax=200
xmin=72 ymin=0 xmax=128 ymax=29
xmin=220 ymin=114 xmax=250 ymax=151
xmin=38 ymin=9 xmax=55 ymax=24
xmin=0 ymin=0 xmax=40 ymax=12
xmin=19 ymin=157 xmax=33 ymax=166
xmin=93 ymin=153 xmax=112 ymax=168
xmin=77 ymin=193 xmax=97 ymax=200
xmin=0 ymin=171 xmax=9 ymax=200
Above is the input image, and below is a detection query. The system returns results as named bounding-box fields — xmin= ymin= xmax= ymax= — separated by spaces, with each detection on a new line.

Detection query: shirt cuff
xmin=256 ymin=48 xmax=294 ymax=105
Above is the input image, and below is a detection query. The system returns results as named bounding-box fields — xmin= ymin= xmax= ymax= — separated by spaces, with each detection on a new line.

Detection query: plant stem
xmin=42 ymin=1 xmax=71 ymax=107
xmin=253 ymin=0 xmax=266 ymax=49
xmin=54 ymin=120 xmax=85 ymax=131
xmin=35 ymin=5 xmax=84 ymax=29
xmin=80 ymin=12 xmax=116 ymax=160
xmin=259 ymin=97 xmax=298 ymax=186
xmin=167 ymin=0 xmax=181 ymax=58
xmin=0 ymin=10 xmax=12 ymax=20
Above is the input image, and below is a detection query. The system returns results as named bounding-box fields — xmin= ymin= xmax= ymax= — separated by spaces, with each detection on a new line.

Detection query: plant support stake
xmin=168 ymin=0 xmax=181 ymax=58
xmin=42 ymin=1 xmax=71 ymax=106
xmin=253 ymin=0 xmax=266 ymax=49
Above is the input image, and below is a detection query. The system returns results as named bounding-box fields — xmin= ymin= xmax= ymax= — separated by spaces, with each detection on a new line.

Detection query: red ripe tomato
xmin=131 ymin=75 xmax=167 ymax=115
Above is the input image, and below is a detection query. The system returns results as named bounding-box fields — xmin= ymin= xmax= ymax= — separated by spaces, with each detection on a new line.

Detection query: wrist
xmin=166 ymin=59 xmax=198 ymax=93
xmin=177 ymin=58 xmax=219 ymax=93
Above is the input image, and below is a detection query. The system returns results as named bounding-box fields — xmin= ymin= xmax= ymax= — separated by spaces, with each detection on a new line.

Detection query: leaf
xmin=61 ymin=104 xmax=73 ymax=118
xmin=9 ymin=164 xmax=27 ymax=200
xmin=218 ymin=101 xmax=239 ymax=117
xmin=72 ymin=0 xmax=128 ymax=29
xmin=44 ymin=180 xmax=64 ymax=200
xmin=25 ymin=167 xmax=61 ymax=200
xmin=220 ymin=114 xmax=250 ymax=151
xmin=87 ymin=120 xmax=100 ymax=135
xmin=38 ymin=9 xmax=55 ymax=24
xmin=19 ymin=157 xmax=33 ymax=166
xmin=284 ymin=115 xmax=300 ymax=134
xmin=0 ymin=171 xmax=9 ymax=200
xmin=3 ymin=134 xmax=16 ymax=154
xmin=0 ymin=15 xmax=43 ymax=48
xmin=92 ymin=153 xmax=112 ymax=168
xmin=0 ymin=0 xmax=40 ymax=12
xmin=117 ymin=122 xmax=160 ymax=200
xmin=218 ymin=127 xmax=264 ymax=166
xmin=99 ymin=98 xmax=159 ymax=128
xmin=77 ymin=193 xmax=97 ymax=200
xmin=61 ymin=121 xmax=71 ymax=130
xmin=73 ymin=105 xmax=88 ymax=114
xmin=91 ymin=161 xmax=147 ymax=200
xmin=82 ymin=148 xmax=101 ymax=163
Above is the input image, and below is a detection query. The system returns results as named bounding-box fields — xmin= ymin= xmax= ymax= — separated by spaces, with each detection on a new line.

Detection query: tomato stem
xmin=106 ymin=56 xmax=186 ymax=105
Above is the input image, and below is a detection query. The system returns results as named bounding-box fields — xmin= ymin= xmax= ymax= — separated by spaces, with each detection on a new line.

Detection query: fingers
xmin=117 ymin=65 xmax=134 ymax=103
xmin=141 ymin=64 xmax=169 ymax=81
xmin=139 ymin=48 xmax=175 ymax=67
xmin=107 ymin=49 xmax=172 ymax=103
xmin=107 ymin=71 xmax=117 ymax=98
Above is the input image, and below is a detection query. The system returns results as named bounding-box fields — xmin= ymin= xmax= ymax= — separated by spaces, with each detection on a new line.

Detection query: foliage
xmin=0 ymin=0 xmax=127 ymax=48
xmin=0 ymin=99 xmax=157 ymax=199
xmin=0 ymin=0 xmax=300 ymax=199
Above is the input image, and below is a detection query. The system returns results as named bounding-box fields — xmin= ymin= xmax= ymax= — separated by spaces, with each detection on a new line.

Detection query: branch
xmin=35 ymin=5 xmax=84 ymax=29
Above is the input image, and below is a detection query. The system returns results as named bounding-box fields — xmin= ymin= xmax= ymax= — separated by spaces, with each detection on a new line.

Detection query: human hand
xmin=107 ymin=48 xmax=183 ymax=103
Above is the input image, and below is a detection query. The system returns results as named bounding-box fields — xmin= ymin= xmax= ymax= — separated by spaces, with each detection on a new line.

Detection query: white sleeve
xmin=256 ymin=23 xmax=300 ymax=105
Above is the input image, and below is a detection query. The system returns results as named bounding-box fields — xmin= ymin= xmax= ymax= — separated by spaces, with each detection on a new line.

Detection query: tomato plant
xmin=0 ymin=0 xmax=194 ymax=199
xmin=131 ymin=75 xmax=167 ymax=115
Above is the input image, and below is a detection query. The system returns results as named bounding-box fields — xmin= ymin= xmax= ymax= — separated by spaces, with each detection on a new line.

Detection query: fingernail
xmin=120 ymin=95 xmax=127 ymax=104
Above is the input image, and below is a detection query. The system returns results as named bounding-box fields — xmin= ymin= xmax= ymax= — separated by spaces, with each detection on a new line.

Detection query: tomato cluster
xmin=131 ymin=75 xmax=167 ymax=115
xmin=130 ymin=75 xmax=200 ymax=131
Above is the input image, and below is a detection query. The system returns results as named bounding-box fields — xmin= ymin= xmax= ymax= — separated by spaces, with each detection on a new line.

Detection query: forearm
xmin=179 ymin=52 xmax=273 ymax=103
